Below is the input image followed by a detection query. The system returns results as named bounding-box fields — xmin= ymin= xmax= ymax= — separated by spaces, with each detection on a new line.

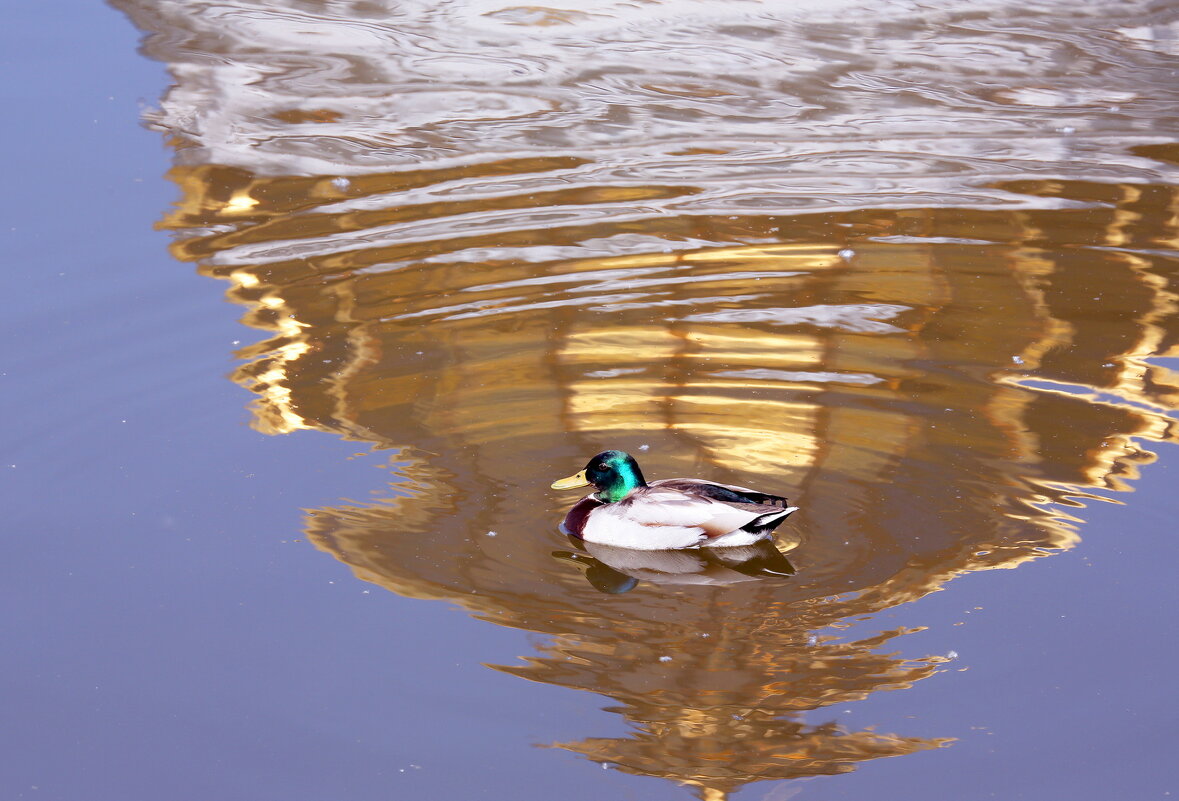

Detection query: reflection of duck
xmin=551 ymin=450 xmax=799 ymax=549
xmin=554 ymin=537 xmax=798 ymax=594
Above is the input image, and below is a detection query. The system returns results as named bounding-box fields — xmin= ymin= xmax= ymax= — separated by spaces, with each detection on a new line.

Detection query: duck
xmin=550 ymin=450 xmax=799 ymax=550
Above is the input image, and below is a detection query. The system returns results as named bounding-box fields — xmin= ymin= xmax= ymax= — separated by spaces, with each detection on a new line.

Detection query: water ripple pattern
xmin=130 ymin=0 xmax=1179 ymax=209
xmin=117 ymin=0 xmax=1179 ymax=594
xmin=114 ymin=0 xmax=1179 ymax=792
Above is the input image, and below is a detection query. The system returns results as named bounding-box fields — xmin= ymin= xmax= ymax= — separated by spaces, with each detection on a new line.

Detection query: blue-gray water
xmin=2 ymin=2 xmax=1177 ymax=799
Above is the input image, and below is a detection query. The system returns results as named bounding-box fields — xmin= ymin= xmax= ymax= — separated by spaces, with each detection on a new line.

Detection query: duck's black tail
xmin=742 ymin=505 xmax=800 ymax=534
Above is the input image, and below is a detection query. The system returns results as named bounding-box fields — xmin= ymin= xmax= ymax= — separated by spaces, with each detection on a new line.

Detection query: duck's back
xmin=650 ymin=478 xmax=792 ymax=510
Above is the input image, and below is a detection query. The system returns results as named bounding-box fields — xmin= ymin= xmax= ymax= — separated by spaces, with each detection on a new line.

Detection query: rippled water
xmin=112 ymin=0 xmax=1179 ymax=796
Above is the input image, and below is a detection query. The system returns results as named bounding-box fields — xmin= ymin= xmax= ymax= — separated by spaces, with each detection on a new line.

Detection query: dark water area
xmin=4 ymin=1 xmax=1179 ymax=799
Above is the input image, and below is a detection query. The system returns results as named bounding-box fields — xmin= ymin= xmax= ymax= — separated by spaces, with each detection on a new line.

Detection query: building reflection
xmin=114 ymin=0 xmax=1179 ymax=791
xmin=153 ymin=158 xmax=1179 ymax=796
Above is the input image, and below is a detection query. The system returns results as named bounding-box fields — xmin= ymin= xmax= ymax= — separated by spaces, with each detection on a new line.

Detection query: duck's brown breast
xmin=561 ymin=495 xmax=604 ymax=538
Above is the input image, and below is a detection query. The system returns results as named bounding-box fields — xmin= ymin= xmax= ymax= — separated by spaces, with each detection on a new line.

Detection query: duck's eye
xmin=597 ymin=463 xmax=608 ymax=471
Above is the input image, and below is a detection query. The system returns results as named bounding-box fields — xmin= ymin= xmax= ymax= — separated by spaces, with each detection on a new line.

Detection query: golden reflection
xmin=116 ymin=0 xmax=1179 ymax=793
xmin=155 ymin=158 xmax=1179 ymax=797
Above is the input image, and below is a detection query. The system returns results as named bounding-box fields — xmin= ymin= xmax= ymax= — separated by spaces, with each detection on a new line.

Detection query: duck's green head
xmin=551 ymin=450 xmax=648 ymax=503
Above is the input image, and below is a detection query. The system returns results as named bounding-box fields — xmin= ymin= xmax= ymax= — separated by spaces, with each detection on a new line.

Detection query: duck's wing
xmin=650 ymin=478 xmax=793 ymax=509
xmin=618 ymin=484 xmax=781 ymax=539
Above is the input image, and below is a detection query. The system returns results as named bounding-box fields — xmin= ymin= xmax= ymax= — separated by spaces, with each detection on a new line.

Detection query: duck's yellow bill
xmin=551 ymin=470 xmax=590 ymax=490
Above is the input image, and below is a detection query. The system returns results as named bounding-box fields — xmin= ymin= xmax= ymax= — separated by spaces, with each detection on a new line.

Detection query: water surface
xmin=67 ymin=0 xmax=1179 ymax=796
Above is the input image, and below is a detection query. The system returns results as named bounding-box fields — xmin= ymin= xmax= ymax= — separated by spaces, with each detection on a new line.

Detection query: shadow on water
xmin=114 ymin=0 xmax=1179 ymax=796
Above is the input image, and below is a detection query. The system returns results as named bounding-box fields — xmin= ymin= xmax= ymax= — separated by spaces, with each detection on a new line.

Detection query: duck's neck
xmin=596 ymin=462 xmax=647 ymax=503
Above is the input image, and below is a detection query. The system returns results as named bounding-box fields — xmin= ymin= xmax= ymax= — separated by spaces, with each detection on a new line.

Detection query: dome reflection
xmin=115 ymin=0 xmax=1179 ymax=793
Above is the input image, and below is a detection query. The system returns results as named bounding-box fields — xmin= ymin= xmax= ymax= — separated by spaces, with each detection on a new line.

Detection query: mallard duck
xmin=550 ymin=450 xmax=799 ymax=550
